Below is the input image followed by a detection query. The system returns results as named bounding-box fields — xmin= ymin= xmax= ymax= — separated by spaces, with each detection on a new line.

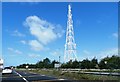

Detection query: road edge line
xmin=15 ymin=71 xmax=29 ymax=82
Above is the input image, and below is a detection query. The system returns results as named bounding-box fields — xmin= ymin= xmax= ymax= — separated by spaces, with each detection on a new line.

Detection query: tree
xmin=36 ymin=61 xmax=44 ymax=68
xmin=61 ymin=60 xmax=73 ymax=68
xmin=51 ymin=60 xmax=59 ymax=68
xmin=81 ymin=59 xmax=91 ymax=69
xmin=99 ymin=55 xmax=120 ymax=69
xmin=91 ymin=57 xmax=98 ymax=69
xmin=108 ymin=55 xmax=120 ymax=69
xmin=43 ymin=58 xmax=51 ymax=68
xmin=71 ymin=60 xmax=79 ymax=68
xmin=16 ymin=55 xmax=120 ymax=69
xmin=61 ymin=63 xmax=67 ymax=68
xmin=16 ymin=64 xmax=29 ymax=68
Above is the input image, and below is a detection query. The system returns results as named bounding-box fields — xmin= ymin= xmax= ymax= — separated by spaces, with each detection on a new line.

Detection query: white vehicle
xmin=2 ymin=67 xmax=13 ymax=74
xmin=0 ymin=58 xmax=3 ymax=69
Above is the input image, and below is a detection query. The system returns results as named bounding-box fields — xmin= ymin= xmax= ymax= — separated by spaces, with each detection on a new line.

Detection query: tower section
xmin=64 ymin=4 xmax=77 ymax=62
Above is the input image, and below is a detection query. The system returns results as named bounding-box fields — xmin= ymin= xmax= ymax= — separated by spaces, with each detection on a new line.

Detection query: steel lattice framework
xmin=64 ymin=4 xmax=77 ymax=62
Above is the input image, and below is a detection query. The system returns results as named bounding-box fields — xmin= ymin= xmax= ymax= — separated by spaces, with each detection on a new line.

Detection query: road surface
xmin=2 ymin=70 xmax=119 ymax=82
xmin=2 ymin=70 xmax=74 ymax=82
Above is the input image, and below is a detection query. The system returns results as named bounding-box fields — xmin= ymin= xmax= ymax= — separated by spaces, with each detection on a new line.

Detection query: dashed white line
xmin=58 ymin=79 xmax=66 ymax=80
xmin=41 ymin=75 xmax=45 ymax=76
xmin=33 ymin=73 xmax=37 ymax=74
xmin=15 ymin=71 xmax=29 ymax=82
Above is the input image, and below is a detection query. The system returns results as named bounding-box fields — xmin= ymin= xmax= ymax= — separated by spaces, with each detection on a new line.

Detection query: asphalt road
xmin=2 ymin=70 xmax=75 ymax=82
xmin=2 ymin=70 xmax=119 ymax=82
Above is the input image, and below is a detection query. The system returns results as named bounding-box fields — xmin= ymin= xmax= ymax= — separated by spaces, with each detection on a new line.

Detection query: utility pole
xmin=59 ymin=56 xmax=60 ymax=64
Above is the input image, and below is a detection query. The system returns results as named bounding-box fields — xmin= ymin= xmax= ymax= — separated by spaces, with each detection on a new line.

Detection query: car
xmin=2 ymin=67 xmax=13 ymax=74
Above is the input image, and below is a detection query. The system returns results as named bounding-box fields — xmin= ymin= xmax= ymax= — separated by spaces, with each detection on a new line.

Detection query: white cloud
xmin=112 ymin=32 xmax=118 ymax=38
xmin=98 ymin=48 xmax=118 ymax=59
xmin=28 ymin=53 xmax=40 ymax=58
xmin=15 ymin=50 xmax=22 ymax=54
xmin=28 ymin=40 xmax=44 ymax=51
xmin=8 ymin=47 xmax=22 ymax=54
xmin=20 ymin=40 xmax=26 ymax=44
xmin=50 ymin=51 xmax=59 ymax=56
xmin=8 ymin=47 xmax=14 ymax=51
xmin=81 ymin=50 xmax=94 ymax=60
xmin=76 ymin=20 xmax=81 ymax=27
xmin=53 ymin=24 xmax=65 ymax=38
xmin=80 ymin=48 xmax=118 ymax=61
xmin=50 ymin=49 xmax=62 ymax=56
xmin=83 ymin=50 xmax=91 ymax=55
xmin=24 ymin=16 xmax=64 ymax=45
xmin=12 ymin=30 xmax=25 ymax=37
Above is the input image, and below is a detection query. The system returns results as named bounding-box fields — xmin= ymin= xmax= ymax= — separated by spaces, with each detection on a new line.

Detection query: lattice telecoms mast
xmin=64 ymin=4 xmax=77 ymax=62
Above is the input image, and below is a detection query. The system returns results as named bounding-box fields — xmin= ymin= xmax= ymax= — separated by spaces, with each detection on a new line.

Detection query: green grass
xmin=23 ymin=69 xmax=120 ymax=81
xmin=82 ymin=69 xmax=120 ymax=73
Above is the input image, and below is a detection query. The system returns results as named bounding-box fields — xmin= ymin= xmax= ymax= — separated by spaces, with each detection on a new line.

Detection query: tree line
xmin=17 ymin=55 xmax=120 ymax=69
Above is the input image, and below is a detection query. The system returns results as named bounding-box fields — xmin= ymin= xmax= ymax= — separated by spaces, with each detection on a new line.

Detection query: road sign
xmin=54 ymin=64 xmax=61 ymax=68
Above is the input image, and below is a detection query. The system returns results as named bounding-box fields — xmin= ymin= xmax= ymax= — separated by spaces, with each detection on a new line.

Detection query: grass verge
xmin=23 ymin=69 xmax=120 ymax=81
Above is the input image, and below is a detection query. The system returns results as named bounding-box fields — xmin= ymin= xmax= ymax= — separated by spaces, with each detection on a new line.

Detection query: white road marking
xmin=23 ymin=77 xmax=28 ymax=82
xmin=15 ymin=71 xmax=29 ymax=82
xmin=58 ymin=79 xmax=65 ymax=80
xmin=41 ymin=75 xmax=45 ymax=76
xmin=33 ymin=73 xmax=37 ymax=74
xmin=24 ymin=72 xmax=27 ymax=74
